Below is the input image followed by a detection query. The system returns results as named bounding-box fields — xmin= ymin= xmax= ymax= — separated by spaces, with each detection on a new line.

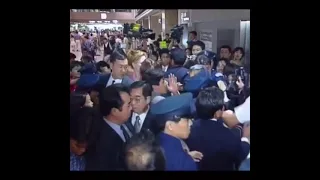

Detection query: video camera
xmin=123 ymin=23 xmax=156 ymax=40
xmin=170 ymin=25 xmax=184 ymax=40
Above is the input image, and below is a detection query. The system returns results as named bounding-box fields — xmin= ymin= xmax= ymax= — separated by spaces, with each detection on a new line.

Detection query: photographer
xmin=168 ymin=39 xmax=186 ymax=50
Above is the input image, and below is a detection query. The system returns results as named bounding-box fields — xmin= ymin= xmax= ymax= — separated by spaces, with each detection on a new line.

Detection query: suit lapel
xmin=125 ymin=113 xmax=135 ymax=133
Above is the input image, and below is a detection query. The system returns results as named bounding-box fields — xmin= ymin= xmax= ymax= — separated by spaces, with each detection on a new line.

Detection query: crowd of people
xmin=70 ymin=29 xmax=250 ymax=171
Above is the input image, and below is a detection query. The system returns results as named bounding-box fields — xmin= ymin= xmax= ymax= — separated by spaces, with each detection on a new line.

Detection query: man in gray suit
xmin=99 ymin=49 xmax=134 ymax=88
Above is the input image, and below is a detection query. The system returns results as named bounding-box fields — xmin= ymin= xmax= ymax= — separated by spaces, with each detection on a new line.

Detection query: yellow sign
xmin=132 ymin=24 xmax=141 ymax=32
xmin=160 ymin=41 xmax=167 ymax=49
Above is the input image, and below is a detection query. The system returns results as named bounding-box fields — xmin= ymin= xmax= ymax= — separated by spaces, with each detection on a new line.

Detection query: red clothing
xmin=70 ymin=77 xmax=77 ymax=92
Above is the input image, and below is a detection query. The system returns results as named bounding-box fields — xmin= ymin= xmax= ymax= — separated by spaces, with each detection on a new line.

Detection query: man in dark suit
xmin=98 ymin=49 xmax=133 ymax=88
xmin=125 ymin=81 xmax=157 ymax=135
xmin=164 ymin=48 xmax=188 ymax=85
xmin=185 ymin=87 xmax=250 ymax=171
xmin=85 ymin=84 xmax=133 ymax=171
xmin=102 ymin=37 xmax=113 ymax=57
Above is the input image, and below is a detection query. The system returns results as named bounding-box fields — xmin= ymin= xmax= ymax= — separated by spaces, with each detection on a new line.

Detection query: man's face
xmin=189 ymin=33 xmax=195 ymax=40
xmin=111 ymin=59 xmax=128 ymax=79
xmin=220 ymin=48 xmax=231 ymax=59
xmin=165 ymin=35 xmax=169 ymax=39
xmin=114 ymin=92 xmax=132 ymax=123
xmin=161 ymin=53 xmax=171 ymax=66
xmin=130 ymin=87 xmax=150 ymax=114
xmin=192 ymin=45 xmax=202 ymax=55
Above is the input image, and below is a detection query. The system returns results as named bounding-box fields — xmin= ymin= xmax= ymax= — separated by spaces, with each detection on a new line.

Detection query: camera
xmin=235 ymin=66 xmax=248 ymax=87
xmin=124 ymin=23 xmax=155 ymax=40
xmin=170 ymin=25 xmax=184 ymax=40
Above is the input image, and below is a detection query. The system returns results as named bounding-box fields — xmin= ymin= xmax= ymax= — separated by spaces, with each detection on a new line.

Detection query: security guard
xmin=150 ymin=93 xmax=198 ymax=171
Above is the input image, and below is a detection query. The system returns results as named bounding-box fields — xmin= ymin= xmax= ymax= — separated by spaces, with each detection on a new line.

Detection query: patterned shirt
xmin=70 ymin=152 xmax=85 ymax=171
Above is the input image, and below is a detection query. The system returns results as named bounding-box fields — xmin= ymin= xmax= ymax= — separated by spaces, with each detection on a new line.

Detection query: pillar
xmin=163 ymin=10 xmax=178 ymax=34
xmin=150 ymin=15 xmax=162 ymax=38
xmin=142 ymin=18 xmax=149 ymax=29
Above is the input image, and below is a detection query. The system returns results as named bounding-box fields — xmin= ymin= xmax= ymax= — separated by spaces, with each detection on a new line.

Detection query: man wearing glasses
xmin=125 ymin=81 xmax=158 ymax=135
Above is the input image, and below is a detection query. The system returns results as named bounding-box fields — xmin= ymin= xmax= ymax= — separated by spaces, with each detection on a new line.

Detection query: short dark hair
xmin=189 ymin=31 xmax=197 ymax=36
xmin=192 ymin=40 xmax=205 ymax=50
xmin=130 ymin=81 xmax=152 ymax=98
xmin=81 ymin=55 xmax=93 ymax=63
xmin=70 ymin=92 xmax=97 ymax=146
xmin=142 ymin=69 xmax=165 ymax=86
xmin=220 ymin=45 xmax=232 ymax=53
xmin=170 ymin=48 xmax=186 ymax=66
xmin=195 ymin=87 xmax=224 ymax=119
xmin=70 ymin=61 xmax=84 ymax=71
xmin=233 ymin=47 xmax=245 ymax=57
xmin=159 ymin=48 xmax=170 ymax=57
xmin=196 ymin=54 xmax=212 ymax=66
xmin=99 ymin=84 xmax=130 ymax=116
xmin=96 ymin=61 xmax=110 ymax=72
xmin=125 ymin=129 xmax=165 ymax=171
xmin=109 ymin=49 xmax=127 ymax=63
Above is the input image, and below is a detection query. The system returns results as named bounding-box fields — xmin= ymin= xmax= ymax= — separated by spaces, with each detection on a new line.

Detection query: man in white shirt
xmin=100 ymin=50 xmax=133 ymax=88
xmin=125 ymin=81 xmax=157 ymax=135
xmin=222 ymin=96 xmax=250 ymax=127
xmin=159 ymin=48 xmax=171 ymax=72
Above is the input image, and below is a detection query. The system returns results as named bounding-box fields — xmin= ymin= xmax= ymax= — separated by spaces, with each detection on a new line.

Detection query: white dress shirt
xmin=106 ymin=75 xmax=122 ymax=87
xmin=234 ymin=96 xmax=250 ymax=123
xmin=162 ymin=65 xmax=168 ymax=72
xmin=131 ymin=109 xmax=149 ymax=132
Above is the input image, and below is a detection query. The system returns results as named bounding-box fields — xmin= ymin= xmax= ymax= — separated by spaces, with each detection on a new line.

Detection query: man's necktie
xmin=134 ymin=116 xmax=141 ymax=133
xmin=120 ymin=124 xmax=132 ymax=141
xmin=112 ymin=80 xmax=115 ymax=85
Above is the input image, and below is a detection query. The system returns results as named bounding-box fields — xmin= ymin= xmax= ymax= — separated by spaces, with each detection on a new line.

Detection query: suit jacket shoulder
xmin=85 ymin=119 xmax=126 ymax=170
xmin=122 ymin=76 xmax=134 ymax=86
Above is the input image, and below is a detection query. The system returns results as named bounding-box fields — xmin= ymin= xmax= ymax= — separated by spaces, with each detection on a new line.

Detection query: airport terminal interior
xmin=70 ymin=9 xmax=250 ymax=171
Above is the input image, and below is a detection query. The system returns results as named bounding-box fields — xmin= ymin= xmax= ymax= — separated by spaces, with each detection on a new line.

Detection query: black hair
xmin=142 ymin=69 xmax=165 ymax=86
xmin=151 ymin=51 xmax=159 ymax=61
xmin=220 ymin=45 xmax=232 ymax=53
xmin=192 ymin=40 xmax=205 ymax=50
xmin=70 ymin=61 xmax=84 ymax=71
xmin=96 ymin=61 xmax=110 ymax=72
xmin=159 ymin=48 xmax=170 ymax=57
xmin=109 ymin=49 xmax=127 ymax=63
xmin=170 ymin=48 xmax=186 ymax=66
xmin=183 ymin=60 xmax=196 ymax=69
xmin=196 ymin=54 xmax=212 ymax=66
xmin=233 ymin=47 xmax=245 ymax=58
xmin=70 ymin=92 xmax=96 ymax=145
xmin=130 ymin=81 xmax=152 ymax=98
xmin=99 ymin=84 xmax=130 ymax=116
xmin=195 ymin=87 xmax=225 ymax=119
xmin=81 ymin=55 xmax=93 ymax=63
xmin=125 ymin=129 xmax=165 ymax=171
xmin=189 ymin=31 xmax=197 ymax=36
xmin=70 ymin=52 xmax=76 ymax=60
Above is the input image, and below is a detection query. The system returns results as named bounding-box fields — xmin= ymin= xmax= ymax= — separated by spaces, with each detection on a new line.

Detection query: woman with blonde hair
xmin=126 ymin=50 xmax=147 ymax=81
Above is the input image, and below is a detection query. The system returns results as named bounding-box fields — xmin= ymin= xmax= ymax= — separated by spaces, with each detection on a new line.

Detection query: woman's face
xmin=233 ymin=50 xmax=243 ymax=60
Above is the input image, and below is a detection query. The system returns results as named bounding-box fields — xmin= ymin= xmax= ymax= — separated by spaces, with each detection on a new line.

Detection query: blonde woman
xmin=126 ymin=50 xmax=147 ymax=81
